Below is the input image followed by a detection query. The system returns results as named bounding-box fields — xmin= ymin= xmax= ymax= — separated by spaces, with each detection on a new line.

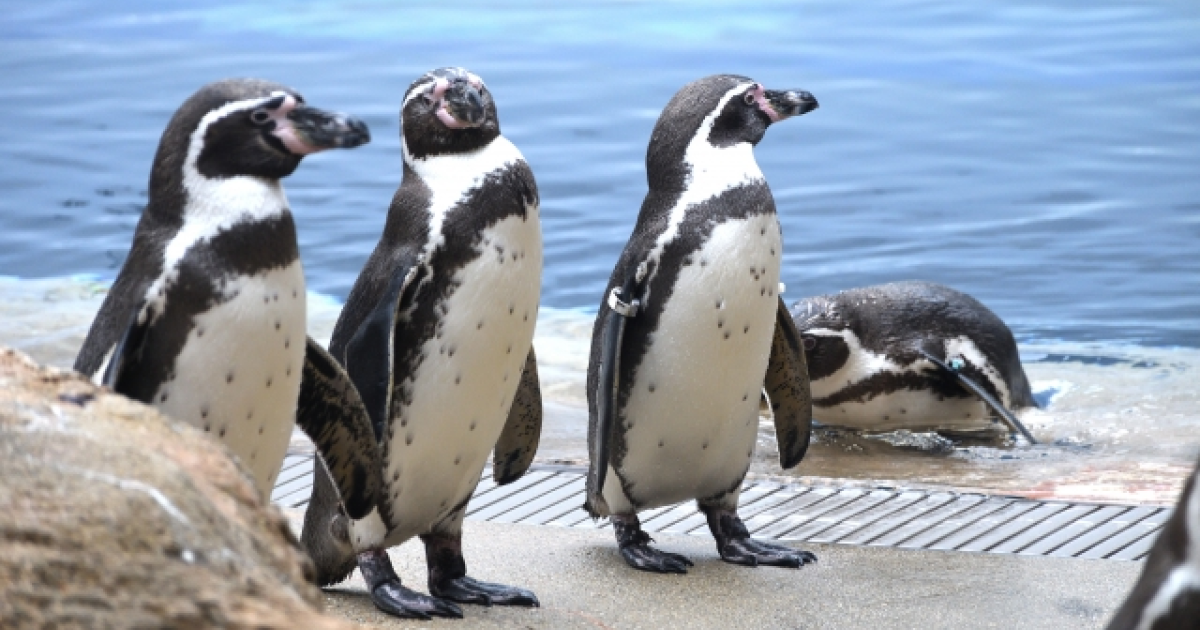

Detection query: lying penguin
xmin=586 ymin=74 xmax=819 ymax=573
xmin=1106 ymin=457 xmax=1200 ymax=629
xmin=74 ymin=79 xmax=380 ymax=516
xmin=790 ymin=280 xmax=1037 ymax=442
xmin=301 ymin=68 xmax=542 ymax=619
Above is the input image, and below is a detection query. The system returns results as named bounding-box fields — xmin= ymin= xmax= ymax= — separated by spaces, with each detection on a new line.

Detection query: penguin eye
xmin=743 ymin=91 xmax=756 ymax=106
xmin=250 ymin=109 xmax=272 ymax=125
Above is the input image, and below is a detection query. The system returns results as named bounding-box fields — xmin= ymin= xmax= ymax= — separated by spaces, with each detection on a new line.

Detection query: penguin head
xmin=647 ymin=75 xmax=818 ymax=190
xmin=400 ymin=67 xmax=500 ymax=160
xmin=791 ymin=296 xmax=852 ymax=381
xmin=161 ymin=79 xmax=370 ymax=183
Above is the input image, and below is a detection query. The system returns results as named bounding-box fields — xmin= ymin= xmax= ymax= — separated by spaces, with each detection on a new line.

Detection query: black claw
xmin=432 ymin=576 xmax=540 ymax=608
xmin=372 ymin=580 xmax=464 ymax=619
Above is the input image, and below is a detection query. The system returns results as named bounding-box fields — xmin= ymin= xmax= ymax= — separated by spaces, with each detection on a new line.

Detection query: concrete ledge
xmin=284 ymin=514 xmax=1140 ymax=629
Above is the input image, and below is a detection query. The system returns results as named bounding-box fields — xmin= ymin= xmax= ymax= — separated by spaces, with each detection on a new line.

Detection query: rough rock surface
xmin=0 ymin=347 xmax=358 ymax=629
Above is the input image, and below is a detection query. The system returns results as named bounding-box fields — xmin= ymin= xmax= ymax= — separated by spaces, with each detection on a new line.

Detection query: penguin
xmin=300 ymin=67 xmax=542 ymax=620
xmin=585 ymin=74 xmax=819 ymax=573
xmin=790 ymin=281 xmax=1037 ymax=441
xmin=73 ymin=79 xmax=381 ymax=518
xmin=1106 ymin=457 xmax=1200 ymax=630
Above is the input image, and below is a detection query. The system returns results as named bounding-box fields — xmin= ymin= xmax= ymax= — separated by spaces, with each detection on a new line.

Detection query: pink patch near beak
xmin=750 ymin=84 xmax=783 ymax=123
xmin=268 ymin=95 xmax=324 ymax=155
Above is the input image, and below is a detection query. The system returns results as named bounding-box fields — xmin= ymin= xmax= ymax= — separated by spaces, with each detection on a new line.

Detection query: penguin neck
xmin=401 ymin=135 xmax=524 ymax=262
xmin=160 ymin=160 xmax=289 ymax=273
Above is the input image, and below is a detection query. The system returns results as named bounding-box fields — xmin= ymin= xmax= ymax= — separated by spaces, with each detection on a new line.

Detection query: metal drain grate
xmin=271 ymin=454 xmax=1169 ymax=561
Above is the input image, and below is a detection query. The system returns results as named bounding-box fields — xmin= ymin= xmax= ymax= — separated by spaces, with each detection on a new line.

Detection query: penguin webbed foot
xmin=613 ymin=514 xmax=694 ymax=574
xmin=372 ymin=579 xmax=464 ymax=620
xmin=718 ymin=536 xmax=817 ymax=568
xmin=620 ymin=541 xmax=695 ymax=574
xmin=430 ymin=575 xmax=540 ymax=607
xmin=358 ymin=549 xmax=463 ymax=620
xmin=704 ymin=509 xmax=816 ymax=569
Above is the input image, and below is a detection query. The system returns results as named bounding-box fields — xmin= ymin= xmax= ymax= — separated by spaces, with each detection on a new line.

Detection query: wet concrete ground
xmin=285 ymin=513 xmax=1140 ymax=630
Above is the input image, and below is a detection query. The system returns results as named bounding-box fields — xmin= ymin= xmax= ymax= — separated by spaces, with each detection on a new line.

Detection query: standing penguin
xmin=301 ymin=68 xmax=542 ymax=619
xmin=74 ymin=79 xmax=381 ymax=518
xmin=1106 ymin=457 xmax=1200 ymax=630
xmin=585 ymin=75 xmax=819 ymax=573
xmin=791 ymin=281 xmax=1037 ymax=441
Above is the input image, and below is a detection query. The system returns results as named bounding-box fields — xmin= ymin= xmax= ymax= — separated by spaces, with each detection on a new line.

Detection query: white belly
xmin=380 ymin=213 xmax=542 ymax=542
xmin=605 ymin=215 xmax=781 ymax=511
xmin=153 ymin=263 xmax=307 ymax=497
xmin=812 ymin=383 xmax=994 ymax=433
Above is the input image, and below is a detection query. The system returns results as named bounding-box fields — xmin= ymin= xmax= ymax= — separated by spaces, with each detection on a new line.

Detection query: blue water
xmin=2 ymin=0 xmax=1199 ymax=346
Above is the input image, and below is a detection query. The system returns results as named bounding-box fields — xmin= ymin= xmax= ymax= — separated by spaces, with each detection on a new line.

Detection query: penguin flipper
xmin=493 ymin=347 xmax=542 ymax=485
xmin=918 ymin=349 xmax=1038 ymax=444
xmin=100 ymin=303 xmax=152 ymax=392
xmin=344 ymin=258 xmax=423 ymax=442
xmin=297 ymin=337 xmax=382 ymax=519
xmin=586 ymin=281 xmax=640 ymax=516
xmin=765 ymin=297 xmax=813 ymax=470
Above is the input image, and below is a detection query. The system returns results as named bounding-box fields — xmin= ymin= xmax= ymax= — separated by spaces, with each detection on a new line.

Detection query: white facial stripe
xmin=641 ymin=81 xmax=763 ymax=306
xmin=402 ymin=79 xmax=438 ymax=109
xmin=944 ymin=335 xmax=1012 ymax=407
xmin=142 ymin=91 xmax=292 ymax=319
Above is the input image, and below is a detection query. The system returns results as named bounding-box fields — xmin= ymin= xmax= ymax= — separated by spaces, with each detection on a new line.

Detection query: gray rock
xmin=0 ymin=347 xmax=358 ymax=629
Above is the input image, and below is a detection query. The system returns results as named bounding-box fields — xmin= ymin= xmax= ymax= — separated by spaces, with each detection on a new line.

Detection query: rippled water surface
xmin=2 ymin=1 xmax=1198 ymax=499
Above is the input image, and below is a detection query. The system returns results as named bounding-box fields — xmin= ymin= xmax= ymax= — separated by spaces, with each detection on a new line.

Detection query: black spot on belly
xmin=718 ymin=318 xmax=725 ymax=329
xmin=201 ymin=405 xmax=209 ymax=419
xmin=274 ymin=319 xmax=281 ymax=330
xmin=226 ymin=372 xmax=234 ymax=384
xmin=258 ymin=424 xmax=264 ymax=434
xmin=455 ymin=374 xmax=461 ymax=385
xmin=203 ymin=423 xmax=210 ymax=432
xmin=196 ymin=328 xmax=205 ymax=338
xmin=266 ymin=377 xmax=273 ymax=388
xmin=470 ymin=420 xmax=476 ymax=431
xmin=648 ymin=383 xmax=656 ymax=393
xmin=247 ymin=410 xmax=254 ymax=419
xmin=406 ymin=431 xmax=414 ymax=445
xmin=284 ymin=338 xmax=290 ymax=349
xmin=724 ymin=331 xmax=731 ymax=340
xmin=477 ymin=320 xmax=484 ymax=330
xmin=742 ymin=393 xmax=748 ymax=401
xmin=702 ymin=441 xmax=709 ymax=450
xmin=658 ymin=440 xmax=664 ymax=448
xmin=219 ymin=426 xmax=226 ymax=437
xmin=454 ymin=456 xmax=461 ymax=465
xmin=393 ymin=471 xmax=400 ymax=482
xmin=263 ymin=297 xmax=269 ymax=305
xmin=293 ymin=289 xmax=298 ymax=298
xmin=159 ymin=392 xmax=169 ymax=403
xmin=250 ymin=451 xmax=256 ymax=461
xmin=448 ymin=346 xmax=456 ymax=357
xmin=743 ymin=325 xmax=749 ymax=334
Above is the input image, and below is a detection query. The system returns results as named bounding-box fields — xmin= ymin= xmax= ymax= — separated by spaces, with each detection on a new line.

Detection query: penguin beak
xmin=439 ymin=81 xmax=486 ymax=129
xmin=276 ymin=106 xmax=371 ymax=155
xmin=763 ymin=89 xmax=819 ymax=121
